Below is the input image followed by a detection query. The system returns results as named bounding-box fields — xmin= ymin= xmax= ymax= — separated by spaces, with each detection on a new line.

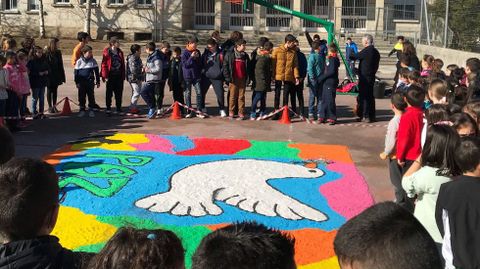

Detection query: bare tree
xmin=84 ymin=0 xmax=92 ymax=34
xmin=39 ymin=0 xmax=46 ymax=38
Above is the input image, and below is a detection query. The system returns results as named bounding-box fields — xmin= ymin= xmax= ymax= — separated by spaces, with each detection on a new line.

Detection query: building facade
xmin=0 ymin=0 xmax=420 ymax=40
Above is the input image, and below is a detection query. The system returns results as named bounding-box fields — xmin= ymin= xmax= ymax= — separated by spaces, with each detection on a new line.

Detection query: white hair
xmin=363 ymin=34 xmax=374 ymax=46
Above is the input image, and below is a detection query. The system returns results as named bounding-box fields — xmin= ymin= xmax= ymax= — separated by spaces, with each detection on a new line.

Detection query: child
xmin=202 ymin=38 xmax=226 ymax=117
xmin=169 ymin=47 xmax=184 ymax=105
xmin=74 ymin=45 xmax=100 ymax=118
xmin=126 ymin=44 xmax=143 ymax=114
xmin=27 ymin=46 xmax=49 ymax=119
xmin=223 ymin=38 xmax=250 ymax=120
xmin=427 ymin=79 xmax=449 ymax=106
xmin=399 ymin=53 xmax=414 ymax=71
xmin=101 ymin=37 xmax=125 ymax=114
xmin=0 ymin=126 xmax=14 ymax=164
xmin=295 ymin=40 xmax=307 ymax=116
xmin=317 ymin=43 xmax=340 ymax=125
xmin=192 ymin=222 xmax=296 ymax=269
xmin=407 ymin=70 xmax=422 ymax=87
xmin=395 ymin=67 xmax=410 ymax=92
xmin=251 ymin=41 xmax=273 ymax=120
xmin=0 ymin=55 xmax=8 ymax=120
xmin=432 ymin=58 xmax=446 ymax=79
xmin=3 ymin=51 xmax=21 ymax=131
xmin=436 ymin=137 xmax=480 ymax=269
xmin=45 ymin=37 xmax=66 ymax=114
xmin=0 ymin=158 xmax=94 ymax=268
xmin=397 ymin=85 xmax=425 ymax=171
xmin=380 ymin=93 xmax=409 ymax=210
xmin=181 ymin=36 xmax=203 ymax=118
xmin=334 ymin=202 xmax=442 ymax=269
xmin=402 ymin=125 xmax=460 ymax=251
xmin=445 ymin=64 xmax=459 ymax=77
xmin=88 ymin=227 xmax=184 ymax=269
xmin=388 ymin=35 xmax=405 ymax=58
xmin=450 ymin=112 xmax=478 ymax=137
xmin=345 ymin=37 xmax=358 ymax=78
xmin=140 ymin=42 xmax=162 ymax=119
xmin=421 ymin=55 xmax=435 ymax=77
xmin=16 ymin=52 xmax=31 ymax=118
xmin=156 ymin=41 xmax=172 ymax=115
xmin=307 ymin=41 xmax=326 ymax=121
xmin=463 ymin=101 xmax=480 ymax=126
xmin=71 ymin=31 xmax=90 ymax=67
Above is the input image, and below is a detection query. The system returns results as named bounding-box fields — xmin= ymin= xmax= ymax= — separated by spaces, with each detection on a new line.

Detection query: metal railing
xmin=194 ymin=0 xmax=215 ymax=29
xmin=230 ymin=2 xmax=254 ymax=30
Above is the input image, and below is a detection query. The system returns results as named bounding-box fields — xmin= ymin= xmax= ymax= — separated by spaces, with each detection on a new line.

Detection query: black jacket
xmin=318 ymin=56 xmax=340 ymax=88
xmin=223 ymin=50 xmax=251 ymax=84
xmin=254 ymin=53 xmax=272 ymax=92
xmin=46 ymin=50 xmax=66 ymax=88
xmin=350 ymin=45 xmax=380 ymax=80
xmin=0 ymin=236 xmax=93 ymax=269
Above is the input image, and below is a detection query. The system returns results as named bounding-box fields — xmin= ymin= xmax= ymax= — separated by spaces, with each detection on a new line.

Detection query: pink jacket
xmin=4 ymin=63 xmax=30 ymax=96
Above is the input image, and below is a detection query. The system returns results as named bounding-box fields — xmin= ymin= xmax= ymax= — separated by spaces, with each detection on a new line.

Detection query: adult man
xmin=350 ymin=34 xmax=380 ymax=123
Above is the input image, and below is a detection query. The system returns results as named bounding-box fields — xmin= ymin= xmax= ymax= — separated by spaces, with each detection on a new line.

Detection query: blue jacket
xmin=345 ymin=42 xmax=358 ymax=61
xmin=307 ymin=51 xmax=326 ymax=85
xmin=318 ymin=56 xmax=340 ymax=89
xmin=297 ymin=50 xmax=308 ymax=79
xmin=181 ymin=49 xmax=202 ymax=81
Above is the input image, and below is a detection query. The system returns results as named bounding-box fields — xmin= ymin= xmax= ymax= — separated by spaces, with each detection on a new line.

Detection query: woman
xmin=45 ymin=38 xmax=66 ymax=113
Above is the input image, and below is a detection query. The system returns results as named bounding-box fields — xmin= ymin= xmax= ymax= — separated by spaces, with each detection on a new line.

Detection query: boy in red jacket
xmin=397 ymin=85 xmax=425 ymax=172
xmin=101 ymin=37 xmax=125 ymax=114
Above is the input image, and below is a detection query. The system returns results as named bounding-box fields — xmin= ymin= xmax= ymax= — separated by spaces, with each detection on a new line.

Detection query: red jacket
xmin=396 ymin=106 xmax=424 ymax=162
xmin=101 ymin=47 xmax=125 ymax=80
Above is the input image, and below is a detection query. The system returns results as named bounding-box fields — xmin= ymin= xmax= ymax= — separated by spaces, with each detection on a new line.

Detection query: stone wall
xmin=416 ymin=44 xmax=480 ymax=68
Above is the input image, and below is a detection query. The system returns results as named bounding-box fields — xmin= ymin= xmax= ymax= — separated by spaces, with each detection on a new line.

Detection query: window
xmin=394 ymin=4 xmax=416 ymax=20
xmin=3 ymin=0 xmax=18 ymax=10
xmin=80 ymin=0 xmax=97 ymax=5
xmin=108 ymin=0 xmax=124 ymax=5
xmin=136 ymin=0 xmax=152 ymax=6
xmin=28 ymin=0 xmax=39 ymax=10
xmin=55 ymin=0 xmax=70 ymax=4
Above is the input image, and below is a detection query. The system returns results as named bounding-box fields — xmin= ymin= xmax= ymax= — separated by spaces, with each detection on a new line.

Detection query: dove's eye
xmin=308 ymin=169 xmax=317 ymax=173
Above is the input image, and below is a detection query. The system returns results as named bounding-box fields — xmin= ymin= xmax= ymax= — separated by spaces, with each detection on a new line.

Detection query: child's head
xmin=206 ymin=38 xmax=217 ymax=53
xmin=433 ymin=58 xmax=444 ymax=71
xmin=446 ymin=64 xmax=459 ymax=76
xmin=21 ymin=37 xmax=34 ymax=49
xmin=313 ymin=34 xmax=320 ymax=41
xmin=130 ymin=44 xmax=141 ymax=56
xmin=88 ymin=227 xmax=184 ymax=269
xmin=407 ymin=70 xmax=421 ymax=85
xmin=402 ymin=40 xmax=416 ymax=55
xmin=455 ymin=136 xmax=480 ymax=175
xmin=422 ymin=124 xmax=460 ymax=176
xmin=5 ymin=51 xmax=16 ymax=65
xmin=211 ymin=30 xmax=220 ymax=40
xmin=284 ymin=34 xmax=297 ymax=49
xmin=4 ymin=38 xmax=17 ymax=51
xmin=311 ymin=40 xmax=321 ymax=52
xmin=466 ymin=71 xmax=478 ymax=87
xmin=396 ymin=35 xmax=405 ymax=43
xmin=173 ymin=46 xmax=182 ymax=57
xmin=0 ymin=127 xmax=15 ymax=165
xmin=451 ymin=112 xmax=478 ymax=137
xmin=145 ymin=41 xmax=156 ymax=54
xmin=328 ymin=42 xmax=338 ymax=55
xmin=346 ymin=37 xmax=352 ymax=44
xmin=391 ymin=92 xmax=407 ymax=113
xmin=160 ymin=41 xmax=171 ymax=54
xmin=399 ymin=53 xmax=411 ymax=68
xmin=399 ymin=67 xmax=410 ymax=82
xmin=77 ymin=31 xmax=90 ymax=43
xmin=422 ymin=54 xmax=435 ymax=70
xmin=234 ymin=38 xmax=247 ymax=52
xmin=16 ymin=51 xmax=27 ymax=64
xmin=262 ymin=41 xmax=274 ymax=53
xmin=81 ymin=45 xmax=93 ymax=59
xmin=186 ymin=36 xmax=198 ymax=50
xmin=428 ymin=78 xmax=449 ymax=104
xmin=334 ymin=202 xmax=442 ymax=269
xmin=405 ymin=85 xmax=425 ymax=107
xmin=33 ymin=46 xmax=44 ymax=59
xmin=109 ymin=36 xmax=120 ymax=49
xmin=229 ymin=31 xmax=243 ymax=42
xmin=257 ymin=36 xmax=270 ymax=48
xmin=192 ymin=222 xmax=296 ymax=269
xmin=465 ymin=57 xmax=480 ymax=75
xmin=449 ymin=103 xmax=463 ymax=114
xmin=0 ymin=158 xmax=60 ymax=241
xmin=425 ymin=104 xmax=450 ymax=125
xmin=463 ymin=101 xmax=480 ymax=125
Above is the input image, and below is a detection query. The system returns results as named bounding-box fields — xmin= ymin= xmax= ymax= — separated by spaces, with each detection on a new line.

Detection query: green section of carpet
xmin=236 ymin=140 xmax=301 ymax=160
xmin=75 ymin=243 xmax=105 ymax=253
xmin=95 ymin=215 xmax=212 ymax=268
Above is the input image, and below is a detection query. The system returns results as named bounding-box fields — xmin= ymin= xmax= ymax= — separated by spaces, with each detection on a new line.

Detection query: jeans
xmin=77 ymin=80 xmax=95 ymax=111
xmin=31 ymin=87 xmax=45 ymax=114
xmin=203 ymin=78 xmax=225 ymax=111
xmin=47 ymin=85 xmax=58 ymax=108
xmin=274 ymin=80 xmax=295 ymax=110
xmin=155 ymin=80 xmax=167 ymax=109
xmin=184 ymin=79 xmax=203 ymax=110
xmin=20 ymin=95 xmax=27 ymax=116
xmin=357 ymin=76 xmax=376 ymax=120
xmin=140 ymin=82 xmax=157 ymax=110
xmin=251 ymin=91 xmax=266 ymax=117
xmin=129 ymin=82 xmax=142 ymax=107
xmin=319 ymin=85 xmax=336 ymax=120
xmin=308 ymin=84 xmax=321 ymax=116
xmin=106 ymin=74 xmax=124 ymax=110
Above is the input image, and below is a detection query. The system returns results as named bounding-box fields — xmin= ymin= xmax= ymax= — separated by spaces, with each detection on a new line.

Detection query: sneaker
xmin=33 ymin=113 xmax=41 ymax=120
xmin=237 ymin=114 xmax=245 ymax=121
xmin=147 ymin=109 xmax=156 ymax=119
xmin=48 ymin=107 xmax=55 ymax=114
xmin=40 ymin=113 xmax=47 ymax=119
xmin=201 ymin=108 xmax=207 ymax=114
xmin=93 ymin=104 xmax=101 ymax=109
xmin=106 ymin=108 xmax=112 ymax=117
xmin=185 ymin=112 xmax=194 ymax=118
xmin=327 ymin=119 xmax=336 ymax=125
xmin=308 ymin=114 xmax=315 ymax=121
xmin=317 ymin=118 xmax=326 ymax=124
xmin=78 ymin=111 xmax=86 ymax=117
xmin=156 ymin=109 xmax=162 ymax=116
xmin=129 ymin=107 xmax=140 ymax=114
xmin=250 ymin=113 xmax=257 ymax=120
xmin=89 ymin=110 xmax=95 ymax=118
xmin=220 ymin=110 xmax=227 ymax=118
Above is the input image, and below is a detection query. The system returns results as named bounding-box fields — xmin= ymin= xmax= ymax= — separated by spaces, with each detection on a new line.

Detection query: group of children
xmin=0 ymin=127 xmax=458 ymax=268
xmin=381 ymin=55 xmax=480 ymax=268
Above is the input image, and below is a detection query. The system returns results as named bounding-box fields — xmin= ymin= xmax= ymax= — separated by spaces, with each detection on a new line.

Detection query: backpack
xmin=337 ymin=79 xmax=358 ymax=93
xmin=205 ymin=52 xmax=224 ymax=80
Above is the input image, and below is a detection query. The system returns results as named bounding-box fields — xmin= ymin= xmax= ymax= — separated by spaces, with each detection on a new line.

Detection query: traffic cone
xmin=279 ymin=106 xmax=291 ymax=124
xmin=170 ymin=102 xmax=182 ymax=120
xmin=60 ymin=97 xmax=72 ymax=116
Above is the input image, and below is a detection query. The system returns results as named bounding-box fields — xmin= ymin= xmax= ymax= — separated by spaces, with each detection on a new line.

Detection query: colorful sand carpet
xmin=45 ymin=133 xmax=374 ymax=268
